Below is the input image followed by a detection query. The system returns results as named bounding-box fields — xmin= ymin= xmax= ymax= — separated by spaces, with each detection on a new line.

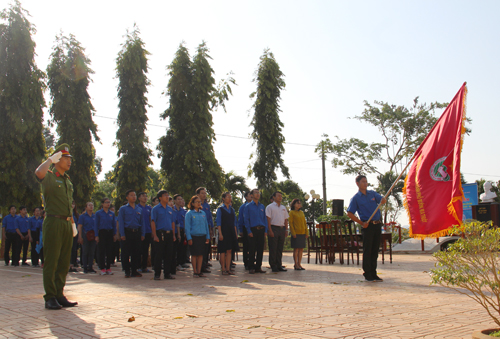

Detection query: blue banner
xmin=462 ymin=183 xmax=478 ymax=220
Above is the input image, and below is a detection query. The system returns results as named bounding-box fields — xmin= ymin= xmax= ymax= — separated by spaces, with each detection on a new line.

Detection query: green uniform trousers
xmin=42 ymin=217 xmax=73 ymax=301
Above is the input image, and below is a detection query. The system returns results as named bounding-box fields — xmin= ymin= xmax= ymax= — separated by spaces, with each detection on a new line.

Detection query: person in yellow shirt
xmin=288 ymin=199 xmax=309 ymax=270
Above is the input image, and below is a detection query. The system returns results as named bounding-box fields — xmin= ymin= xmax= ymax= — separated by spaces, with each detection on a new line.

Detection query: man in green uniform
xmin=35 ymin=144 xmax=78 ymax=310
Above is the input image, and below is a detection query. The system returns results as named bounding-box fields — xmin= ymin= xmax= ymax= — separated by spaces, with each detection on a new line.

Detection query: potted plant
xmin=431 ymin=221 xmax=500 ymax=338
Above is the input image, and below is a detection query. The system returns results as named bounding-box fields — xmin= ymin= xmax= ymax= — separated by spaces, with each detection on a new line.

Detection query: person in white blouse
xmin=266 ymin=192 xmax=289 ymax=273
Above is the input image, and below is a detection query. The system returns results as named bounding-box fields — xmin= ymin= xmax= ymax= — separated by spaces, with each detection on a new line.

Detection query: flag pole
xmin=366 ymin=154 xmax=416 ymax=224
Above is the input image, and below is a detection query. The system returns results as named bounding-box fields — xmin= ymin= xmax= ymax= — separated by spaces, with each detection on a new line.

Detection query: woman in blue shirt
xmin=216 ymin=192 xmax=238 ymax=275
xmin=95 ymin=197 xmax=117 ymax=275
xmin=185 ymin=196 xmax=210 ymax=277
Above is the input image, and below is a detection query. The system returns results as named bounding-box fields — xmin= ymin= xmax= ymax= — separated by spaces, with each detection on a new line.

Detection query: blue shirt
xmin=244 ymin=201 xmax=268 ymax=233
xmin=174 ymin=205 xmax=186 ymax=229
xmin=118 ymin=203 xmax=146 ymax=237
xmin=151 ymin=203 xmax=175 ymax=232
xmin=185 ymin=209 xmax=210 ymax=241
xmin=16 ymin=215 xmax=30 ymax=233
xmin=2 ymin=214 xmax=17 ymax=233
xmin=201 ymin=200 xmax=214 ymax=229
xmin=215 ymin=204 xmax=237 ymax=227
xmin=347 ymin=190 xmax=383 ymax=221
xmin=78 ymin=212 xmax=97 ymax=234
xmin=95 ymin=209 xmax=117 ymax=235
xmin=29 ymin=216 xmax=43 ymax=232
xmin=138 ymin=204 xmax=152 ymax=234
xmin=238 ymin=202 xmax=249 ymax=233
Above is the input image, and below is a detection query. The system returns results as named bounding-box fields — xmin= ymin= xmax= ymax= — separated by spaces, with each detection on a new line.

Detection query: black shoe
xmin=281 ymin=266 xmax=286 ymax=269
xmin=57 ymin=296 xmax=78 ymax=307
xmin=294 ymin=266 xmax=301 ymax=270
xmin=373 ymin=275 xmax=384 ymax=282
xmin=45 ymin=297 xmax=62 ymax=310
xmin=256 ymin=269 xmax=266 ymax=274
xmin=164 ymin=274 xmax=175 ymax=279
xmin=249 ymin=269 xmax=255 ymax=274
xmin=272 ymin=268 xmax=279 ymax=273
xmin=278 ymin=267 xmax=287 ymax=272
xmin=131 ymin=273 xmax=143 ymax=277
xmin=83 ymin=269 xmax=89 ymax=274
xmin=201 ymin=269 xmax=211 ymax=273
xmin=68 ymin=267 xmax=78 ymax=273
xmin=300 ymin=267 xmax=306 ymax=270
xmin=22 ymin=262 xmax=30 ymax=266
xmin=154 ymin=276 xmax=161 ymax=281
xmin=88 ymin=269 xmax=97 ymax=274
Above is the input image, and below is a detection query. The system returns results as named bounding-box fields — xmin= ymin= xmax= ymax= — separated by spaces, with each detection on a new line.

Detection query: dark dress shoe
xmin=256 ymin=269 xmax=266 ymax=274
xmin=164 ymin=274 xmax=175 ymax=279
xmin=131 ymin=273 xmax=143 ymax=277
xmin=278 ymin=267 xmax=287 ymax=272
xmin=272 ymin=268 xmax=279 ymax=273
xmin=57 ymin=296 xmax=78 ymax=307
xmin=373 ymin=275 xmax=384 ymax=282
xmin=45 ymin=297 xmax=62 ymax=310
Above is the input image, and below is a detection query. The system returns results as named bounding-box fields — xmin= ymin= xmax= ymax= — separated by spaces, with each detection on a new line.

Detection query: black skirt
xmin=190 ymin=235 xmax=207 ymax=256
xmin=291 ymin=234 xmax=306 ymax=249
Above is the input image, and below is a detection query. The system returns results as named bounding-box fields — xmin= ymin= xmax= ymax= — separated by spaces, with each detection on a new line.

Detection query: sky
xmin=5 ymin=0 xmax=500 ymax=225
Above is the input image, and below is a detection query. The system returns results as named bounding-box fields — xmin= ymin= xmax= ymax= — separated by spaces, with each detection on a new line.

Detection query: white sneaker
xmin=100 ymin=269 xmax=106 ymax=276
xmin=176 ymin=265 xmax=185 ymax=271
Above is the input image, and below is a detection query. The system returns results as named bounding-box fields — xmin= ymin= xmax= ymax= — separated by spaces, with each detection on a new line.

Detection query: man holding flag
xmin=347 ymin=175 xmax=386 ymax=282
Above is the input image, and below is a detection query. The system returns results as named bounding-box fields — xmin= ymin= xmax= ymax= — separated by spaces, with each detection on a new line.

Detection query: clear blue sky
xmin=11 ymin=0 xmax=500 ymax=225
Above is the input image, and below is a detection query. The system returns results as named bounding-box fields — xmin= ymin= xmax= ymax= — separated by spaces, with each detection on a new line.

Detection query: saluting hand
xmin=49 ymin=151 xmax=62 ymax=164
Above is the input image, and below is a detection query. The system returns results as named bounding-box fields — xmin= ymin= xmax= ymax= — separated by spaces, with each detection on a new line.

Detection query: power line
xmin=93 ymin=114 xmax=317 ymax=147
xmin=464 ymin=172 xmax=500 ymax=178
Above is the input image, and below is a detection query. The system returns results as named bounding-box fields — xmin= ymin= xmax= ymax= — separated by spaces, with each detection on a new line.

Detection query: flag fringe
xmin=409 ymin=227 xmax=452 ymax=240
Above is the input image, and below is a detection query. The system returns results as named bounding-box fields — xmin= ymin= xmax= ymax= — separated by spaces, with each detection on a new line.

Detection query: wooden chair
xmin=307 ymin=222 xmax=324 ymax=264
xmin=327 ymin=221 xmax=345 ymax=265
xmin=342 ymin=220 xmax=361 ymax=265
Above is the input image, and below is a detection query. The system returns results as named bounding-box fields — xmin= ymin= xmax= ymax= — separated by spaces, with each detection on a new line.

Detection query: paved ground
xmin=0 ymin=253 xmax=493 ymax=339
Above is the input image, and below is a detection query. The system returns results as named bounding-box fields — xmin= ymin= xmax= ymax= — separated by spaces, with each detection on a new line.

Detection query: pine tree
xmin=0 ymin=1 xmax=46 ymax=212
xmin=47 ymin=34 xmax=99 ymax=208
xmin=158 ymin=42 xmax=233 ymax=201
xmin=249 ymin=49 xmax=289 ymax=191
xmin=113 ymin=26 xmax=152 ymax=205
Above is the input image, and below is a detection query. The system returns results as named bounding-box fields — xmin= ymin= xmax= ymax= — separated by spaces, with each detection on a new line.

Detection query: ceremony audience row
xmin=2 ymin=187 xmax=310 ymax=278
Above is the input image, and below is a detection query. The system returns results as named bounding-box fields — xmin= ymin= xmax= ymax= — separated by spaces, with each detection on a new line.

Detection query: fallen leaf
xmin=174 ymin=317 xmax=183 ymax=319
xmin=186 ymin=314 xmax=197 ymax=318
xmin=331 ymin=282 xmax=340 ymax=284
xmin=226 ymin=310 xmax=235 ymax=313
xmin=186 ymin=293 xmax=193 ymax=296
xmin=21 ymin=275 xmax=31 ymax=277
xmin=240 ymin=280 xmax=249 ymax=283
xmin=423 ymin=271 xmax=428 ymax=273
xmin=247 ymin=325 xmax=260 ymax=329
xmin=128 ymin=316 xmax=135 ymax=322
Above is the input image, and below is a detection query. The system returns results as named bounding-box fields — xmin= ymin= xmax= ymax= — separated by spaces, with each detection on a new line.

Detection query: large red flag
xmin=403 ymin=83 xmax=467 ymax=239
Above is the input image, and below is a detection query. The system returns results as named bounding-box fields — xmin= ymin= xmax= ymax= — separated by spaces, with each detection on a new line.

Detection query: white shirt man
xmin=266 ymin=192 xmax=289 ymax=272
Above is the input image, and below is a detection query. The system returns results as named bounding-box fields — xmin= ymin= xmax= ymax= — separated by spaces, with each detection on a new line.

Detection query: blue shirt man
xmin=95 ymin=209 xmax=117 ymax=234
xmin=174 ymin=205 xmax=186 ymax=229
xmin=201 ymin=200 xmax=214 ymax=229
xmin=29 ymin=216 xmax=43 ymax=232
xmin=118 ymin=203 xmax=146 ymax=237
xmin=238 ymin=202 xmax=249 ymax=233
xmin=244 ymin=200 xmax=268 ymax=234
xmin=16 ymin=215 xmax=30 ymax=233
xmin=138 ymin=203 xmax=152 ymax=234
xmin=347 ymin=190 xmax=383 ymax=222
xmin=2 ymin=213 xmax=17 ymax=233
xmin=151 ymin=203 xmax=175 ymax=232
xmin=78 ymin=212 xmax=97 ymax=234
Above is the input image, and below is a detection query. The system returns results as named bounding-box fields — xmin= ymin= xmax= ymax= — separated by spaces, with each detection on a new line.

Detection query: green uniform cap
xmin=52 ymin=143 xmax=72 ymax=157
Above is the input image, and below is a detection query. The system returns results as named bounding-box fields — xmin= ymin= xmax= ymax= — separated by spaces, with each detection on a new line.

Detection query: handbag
xmin=86 ymin=230 xmax=95 ymax=241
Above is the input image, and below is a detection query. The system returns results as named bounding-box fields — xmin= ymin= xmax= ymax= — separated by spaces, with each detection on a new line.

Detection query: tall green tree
xmin=249 ymin=49 xmax=289 ymax=191
xmin=47 ymin=33 xmax=99 ymax=208
xmin=113 ymin=26 xmax=152 ymax=205
xmin=158 ymin=42 xmax=234 ymax=201
xmin=0 ymin=1 xmax=46 ymax=212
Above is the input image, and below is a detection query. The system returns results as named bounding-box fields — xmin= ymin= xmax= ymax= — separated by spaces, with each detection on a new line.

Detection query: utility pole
xmin=321 ymin=143 xmax=327 ymax=215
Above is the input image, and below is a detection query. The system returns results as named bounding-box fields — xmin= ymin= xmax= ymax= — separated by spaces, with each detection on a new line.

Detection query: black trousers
xmin=268 ymin=225 xmax=286 ymax=269
xmin=30 ymin=230 xmax=40 ymax=266
xmin=171 ymin=235 xmax=178 ymax=274
xmin=242 ymin=228 xmax=250 ymax=267
xmin=153 ymin=230 xmax=173 ymax=277
xmin=248 ymin=226 xmax=265 ymax=270
xmin=177 ymin=229 xmax=187 ymax=266
xmin=4 ymin=232 xmax=20 ymax=265
xmin=122 ymin=228 xmax=141 ymax=275
xmin=20 ymin=232 xmax=29 ymax=263
xmin=98 ymin=229 xmax=114 ymax=270
xmin=70 ymin=235 xmax=78 ymax=266
xmin=361 ymin=222 xmax=382 ymax=279
xmin=141 ymin=233 xmax=152 ymax=270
